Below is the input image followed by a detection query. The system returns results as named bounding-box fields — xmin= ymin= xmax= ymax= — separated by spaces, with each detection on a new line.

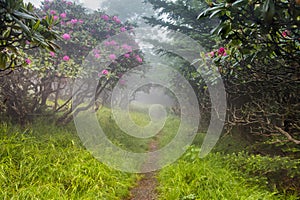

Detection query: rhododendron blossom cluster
xmin=62 ymin=33 xmax=71 ymax=40
xmin=40 ymin=0 xmax=144 ymax=83
xmin=207 ymin=47 xmax=227 ymax=58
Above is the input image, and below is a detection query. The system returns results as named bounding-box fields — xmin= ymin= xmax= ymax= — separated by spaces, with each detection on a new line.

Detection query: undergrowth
xmin=157 ymin=146 xmax=299 ymax=200
xmin=0 ymin=122 xmax=137 ymax=199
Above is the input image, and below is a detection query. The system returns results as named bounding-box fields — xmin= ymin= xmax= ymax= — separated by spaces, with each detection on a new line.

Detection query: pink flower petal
xmin=62 ymin=33 xmax=71 ymax=40
xmin=63 ymin=55 xmax=70 ymax=61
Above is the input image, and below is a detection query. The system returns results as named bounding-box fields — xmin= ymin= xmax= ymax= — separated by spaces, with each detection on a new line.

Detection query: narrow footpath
xmin=126 ymin=140 xmax=160 ymax=200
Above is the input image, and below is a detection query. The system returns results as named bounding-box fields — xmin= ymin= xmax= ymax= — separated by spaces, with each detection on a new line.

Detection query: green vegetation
xmin=0 ymin=121 xmax=138 ymax=199
xmin=157 ymin=147 xmax=299 ymax=200
xmin=0 ymin=0 xmax=299 ymax=199
xmin=1 ymin=107 xmax=299 ymax=199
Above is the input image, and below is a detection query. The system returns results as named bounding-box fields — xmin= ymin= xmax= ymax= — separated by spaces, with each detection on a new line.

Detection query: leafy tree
xmin=199 ymin=0 xmax=300 ymax=149
xmin=144 ymin=0 xmax=217 ymax=49
xmin=143 ymin=0 xmax=220 ymax=130
xmin=0 ymin=0 xmax=144 ymax=125
xmin=0 ymin=0 xmax=60 ymax=72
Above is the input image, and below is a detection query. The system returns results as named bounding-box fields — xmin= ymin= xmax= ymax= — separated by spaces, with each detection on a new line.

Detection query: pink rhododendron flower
xmin=53 ymin=15 xmax=58 ymax=20
xmin=124 ymin=54 xmax=130 ymax=58
xmin=101 ymin=15 xmax=109 ymax=21
xmin=62 ymin=33 xmax=71 ymax=40
xmin=50 ymin=51 xmax=55 ymax=57
xmin=207 ymin=51 xmax=215 ymax=57
xmin=63 ymin=55 xmax=70 ymax=61
xmin=79 ymin=19 xmax=84 ymax=24
xmin=136 ymin=56 xmax=143 ymax=63
xmin=282 ymin=30 xmax=290 ymax=38
xmin=112 ymin=16 xmax=121 ymax=24
xmin=71 ymin=19 xmax=78 ymax=24
xmin=109 ymin=54 xmax=117 ymax=60
xmin=104 ymin=40 xmax=117 ymax=46
xmin=60 ymin=21 xmax=65 ymax=25
xmin=104 ymin=41 xmax=110 ymax=46
xmin=101 ymin=69 xmax=109 ymax=75
xmin=95 ymin=53 xmax=100 ymax=58
xmin=25 ymin=58 xmax=31 ymax=64
xmin=93 ymin=49 xmax=100 ymax=54
xmin=122 ymin=44 xmax=132 ymax=52
xmin=25 ymin=40 xmax=31 ymax=45
xmin=120 ymin=27 xmax=126 ymax=32
xmin=66 ymin=1 xmax=72 ymax=5
xmin=282 ymin=31 xmax=287 ymax=37
xmin=60 ymin=13 xmax=67 ymax=18
xmin=50 ymin=10 xmax=56 ymax=15
xmin=218 ymin=47 xmax=226 ymax=56
xmin=110 ymin=40 xmax=117 ymax=46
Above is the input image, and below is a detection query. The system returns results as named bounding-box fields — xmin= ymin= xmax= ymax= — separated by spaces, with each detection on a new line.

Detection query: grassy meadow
xmin=0 ymin=106 xmax=299 ymax=199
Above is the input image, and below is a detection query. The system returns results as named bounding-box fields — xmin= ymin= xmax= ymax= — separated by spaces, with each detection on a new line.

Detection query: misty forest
xmin=0 ymin=0 xmax=299 ymax=199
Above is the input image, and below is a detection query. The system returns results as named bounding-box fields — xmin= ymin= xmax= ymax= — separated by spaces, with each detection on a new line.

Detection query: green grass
xmin=0 ymin=122 xmax=138 ymax=199
xmin=156 ymin=146 xmax=299 ymax=200
xmin=1 ymin=106 xmax=299 ymax=199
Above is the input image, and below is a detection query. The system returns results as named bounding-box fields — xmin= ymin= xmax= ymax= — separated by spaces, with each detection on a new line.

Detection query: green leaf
xmin=0 ymin=53 xmax=8 ymax=69
xmin=209 ymin=9 xmax=224 ymax=18
xmin=33 ymin=20 xmax=40 ymax=31
xmin=12 ymin=10 xmax=36 ymax=20
xmin=232 ymin=0 xmax=247 ymax=7
xmin=11 ymin=16 xmax=31 ymax=35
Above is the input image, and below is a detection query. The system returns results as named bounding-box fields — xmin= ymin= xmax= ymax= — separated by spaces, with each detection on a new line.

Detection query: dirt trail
xmin=126 ymin=140 xmax=159 ymax=200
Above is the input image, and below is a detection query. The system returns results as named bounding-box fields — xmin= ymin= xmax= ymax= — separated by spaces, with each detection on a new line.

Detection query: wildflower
xmin=79 ymin=19 xmax=84 ymax=24
xmin=124 ymin=54 xmax=130 ymax=58
xmin=25 ymin=40 xmax=31 ymax=45
xmin=66 ymin=1 xmax=72 ymax=5
xmin=63 ymin=55 xmax=70 ymax=61
xmin=50 ymin=10 xmax=56 ymax=15
xmin=62 ymin=33 xmax=71 ymax=40
xmin=53 ymin=15 xmax=58 ymax=20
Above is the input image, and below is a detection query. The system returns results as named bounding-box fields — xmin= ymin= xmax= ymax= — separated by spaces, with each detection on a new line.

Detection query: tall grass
xmin=0 ymin=122 xmax=137 ymax=199
xmin=156 ymin=146 xmax=299 ymax=200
